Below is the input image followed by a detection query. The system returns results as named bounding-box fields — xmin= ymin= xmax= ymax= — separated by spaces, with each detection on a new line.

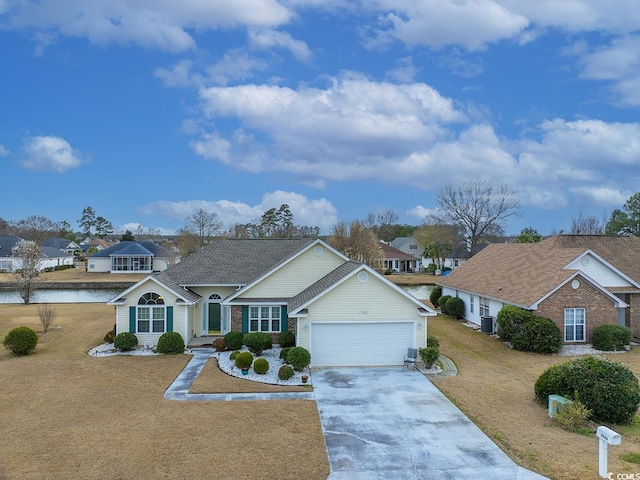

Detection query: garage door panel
xmin=310 ymin=322 xmax=414 ymax=367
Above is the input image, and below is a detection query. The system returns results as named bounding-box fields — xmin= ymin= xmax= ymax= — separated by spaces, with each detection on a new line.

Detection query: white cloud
xmin=385 ymin=57 xmax=419 ymax=83
xmin=21 ymin=135 xmax=84 ymax=172
xmin=154 ymin=60 xmax=201 ymax=88
xmin=0 ymin=144 xmax=8 ymax=156
xmin=137 ymin=191 xmax=338 ymax=232
xmin=248 ymin=28 xmax=312 ymax=62
xmin=407 ymin=205 xmax=435 ymax=222
xmin=4 ymin=0 xmax=293 ymax=52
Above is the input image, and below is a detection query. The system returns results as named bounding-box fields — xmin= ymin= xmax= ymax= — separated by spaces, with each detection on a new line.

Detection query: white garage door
xmin=310 ymin=322 xmax=415 ymax=367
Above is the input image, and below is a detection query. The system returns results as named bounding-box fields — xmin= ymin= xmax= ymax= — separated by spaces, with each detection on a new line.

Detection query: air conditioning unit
xmin=480 ymin=316 xmax=495 ymax=334
xmin=548 ymin=394 xmax=572 ymax=418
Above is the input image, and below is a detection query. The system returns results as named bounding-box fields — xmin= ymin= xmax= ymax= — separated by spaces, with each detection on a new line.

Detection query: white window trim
xmin=249 ymin=305 xmax=282 ymax=333
xmin=564 ymin=308 xmax=585 ymax=342
xmin=479 ymin=297 xmax=490 ymax=317
xmin=137 ymin=293 xmax=166 ymax=334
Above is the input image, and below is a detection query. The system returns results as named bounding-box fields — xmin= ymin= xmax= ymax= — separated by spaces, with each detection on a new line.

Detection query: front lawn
xmin=0 ymin=303 xmax=329 ymax=480
xmin=430 ymin=314 xmax=640 ymax=480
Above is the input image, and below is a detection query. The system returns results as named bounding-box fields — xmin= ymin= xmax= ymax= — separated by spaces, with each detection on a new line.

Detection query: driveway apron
xmin=312 ymin=367 xmax=547 ymax=480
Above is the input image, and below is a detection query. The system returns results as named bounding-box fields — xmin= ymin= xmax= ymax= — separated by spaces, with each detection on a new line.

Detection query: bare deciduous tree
xmin=183 ymin=208 xmax=222 ymax=246
xmin=377 ymin=209 xmax=399 ymax=243
xmin=327 ymin=220 xmax=383 ymax=268
xmin=38 ymin=304 xmax=57 ymax=332
xmin=570 ymin=210 xmax=605 ymax=235
xmin=431 ymin=179 xmax=521 ymax=255
xmin=13 ymin=239 xmax=43 ymax=304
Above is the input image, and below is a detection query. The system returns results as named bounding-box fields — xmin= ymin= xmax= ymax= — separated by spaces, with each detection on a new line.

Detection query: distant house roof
xmin=89 ymin=241 xmax=173 ymax=259
xmin=42 ymin=238 xmax=78 ymax=251
xmin=438 ymin=235 xmax=640 ymax=308
xmin=390 ymin=237 xmax=421 ymax=249
xmin=0 ymin=235 xmax=20 ymax=258
xmin=378 ymin=242 xmax=416 ymax=261
xmin=448 ymin=242 xmax=489 ymax=260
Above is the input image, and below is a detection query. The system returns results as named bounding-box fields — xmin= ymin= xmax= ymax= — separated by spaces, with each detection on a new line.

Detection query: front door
xmin=208 ymin=303 xmax=221 ymax=333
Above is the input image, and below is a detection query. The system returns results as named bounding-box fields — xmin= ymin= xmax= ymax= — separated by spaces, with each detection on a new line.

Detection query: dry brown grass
xmin=386 ymin=273 xmax=435 ymax=286
xmin=430 ymin=315 xmax=640 ymax=480
xmin=0 ymin=304 xmax=329 ymax=480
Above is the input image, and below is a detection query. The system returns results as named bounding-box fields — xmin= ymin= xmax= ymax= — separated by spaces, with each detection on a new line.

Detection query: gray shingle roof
xmin=289 ymin=261 xmax=362 ymax=312
xmin=161 ymin=237 xmax=317 ymax=286
xmin=0 ymin=236 xmax=20 ymax=258
xmin=89 ymin=241 xmax=172 ymax=258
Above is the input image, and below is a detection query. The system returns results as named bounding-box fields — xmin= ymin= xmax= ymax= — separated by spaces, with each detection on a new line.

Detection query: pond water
xmin=0 ymin=288 xmax=122 ymax=304
xmin=402 ymin=284 xmax=433 ymax=300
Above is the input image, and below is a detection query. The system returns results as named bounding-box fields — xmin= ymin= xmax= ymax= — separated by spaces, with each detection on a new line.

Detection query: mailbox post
xmin=596 ymin=426 xmax=621 ymax=478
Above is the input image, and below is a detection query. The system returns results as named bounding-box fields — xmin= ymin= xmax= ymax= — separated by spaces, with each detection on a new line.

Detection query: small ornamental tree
xmin=445 ymin=297 xmax=465 ymax=319
xmin=3 ymin=326 xmax=38 ymax=355
xmin=234 ymin=351 xmax=253 ymax=370
xmin=429 ymin=286 xmax=442 ymax=308
xmin=419 ymin=346 xmax=439 ymax=368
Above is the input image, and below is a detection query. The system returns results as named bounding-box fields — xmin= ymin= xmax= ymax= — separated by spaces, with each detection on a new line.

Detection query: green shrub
xmin=278 ymin=330 xmax=295 ymax=348
xmin=3 ymin=326 xmax=38 ymax=356
xmin=511 ymin=317 xmax=562 ymax=354
xmin=427 ymin=335 xmax=440 ymax=348
xmin=438 ymin=295 xmax=451 ymax=314
xmin=243 ymin=332 xmax=273 ymax=355
xmin=224 ymin=331 xmax=244 ymax=351
xmin=114 ymin=332 xmax=138 ymax=351
xmin=556 ymin=398 xmax=591 ymax=431
xmin=445 ymin=297 xmax=465 ymax=318
xmin=426 ymin=263 xmax=437 ymax=274
xmin=535 ymin=356 xmax=640 ymax=424
xmin=229 ymin=350 xmax=240 ymax=361
xmin=253 ymin=357 xmax=269 ymax=374
xmin=287 ymin=346 xmax=311 ymax=371
xmin=496 ymin=305 xmax=536 ymax=342
xmin=157 ymin=332 xmax=185 ymax=354
xmin=278 ymin=365 xmax=295 ymax=380
xmin=419 ymin=346 xmax=439 ymax=368
xmin=234 ymin=351 xmax=253 ymax=369
xmin=592 ymin=325 xmax=631 ymax=351
xmin=212 ymin=337 xmax=226 ymax=352
xmin=429 ymin=285 xmax=442 ymax=306
xmin=279 ymin=347 xmax=292 ymax=361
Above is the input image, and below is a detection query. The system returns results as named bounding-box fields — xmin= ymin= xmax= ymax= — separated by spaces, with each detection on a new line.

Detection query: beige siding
xmin=239 ymin=246 xmax=345 ymax=298
xmin=297 ymin=274 xmax=427 ymax=350
xmin=114 ymin=280 xmax=189 ymax=345
xmin=189 ymin=286 xmax=237 ymax=335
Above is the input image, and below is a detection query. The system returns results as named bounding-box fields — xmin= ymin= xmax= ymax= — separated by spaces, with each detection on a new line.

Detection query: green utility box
xmin=548 ymin=394 xmax=572 ymax=418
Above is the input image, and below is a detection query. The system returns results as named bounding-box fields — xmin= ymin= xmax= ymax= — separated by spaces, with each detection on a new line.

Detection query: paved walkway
xmin=313 ymin=367 xmax=548 ymax=480
xmin=163 ymin=349 xmax=314 ymax=401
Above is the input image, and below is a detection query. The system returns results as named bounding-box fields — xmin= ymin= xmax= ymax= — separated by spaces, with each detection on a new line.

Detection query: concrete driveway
xmin=313 ymin=367 xmax=548 ymax=480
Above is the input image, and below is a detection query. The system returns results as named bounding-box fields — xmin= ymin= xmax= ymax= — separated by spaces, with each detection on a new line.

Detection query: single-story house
xmin=438 ymin=235 xmax=640 ymax=343
xmin=379 ymin=242 xmax=421 ymax=273
xmin=0 ymin=235 xmax=74 ymax=272
xmin=42 ymin=237 xmax=81 ymax=255
xmin=108 ymin=238 xmax=436 ymax=367
xmin=88 ymin=241 xmax=179 ymax=273
xmin=439 ymin=242 xmax=489 ymax=271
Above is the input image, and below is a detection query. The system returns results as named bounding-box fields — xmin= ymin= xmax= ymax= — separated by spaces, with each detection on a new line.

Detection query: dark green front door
xmin=208 ymin=303 xmax=221 ymax=332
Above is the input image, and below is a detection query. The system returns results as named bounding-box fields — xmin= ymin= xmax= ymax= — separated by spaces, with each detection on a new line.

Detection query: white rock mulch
xmin=88 ymin=342 xmax=159 ymax=357
xmin=558 ymin=344 xmax=629 ymax=356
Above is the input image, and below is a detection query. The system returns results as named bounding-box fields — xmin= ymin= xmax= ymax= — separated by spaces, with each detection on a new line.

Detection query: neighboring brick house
xmin=438 ymin=235 xmax=640 ymax=343
xmin=108 ymin=238 xmax=435 ymax=366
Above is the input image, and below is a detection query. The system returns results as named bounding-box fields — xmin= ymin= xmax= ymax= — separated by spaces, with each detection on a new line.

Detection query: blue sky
xmin=1 ymin=1 xmax=639 ymax=236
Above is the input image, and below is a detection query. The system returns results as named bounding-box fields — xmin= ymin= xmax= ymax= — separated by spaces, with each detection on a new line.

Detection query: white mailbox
xmin=597 ymin=426 xmax=621 ymax=445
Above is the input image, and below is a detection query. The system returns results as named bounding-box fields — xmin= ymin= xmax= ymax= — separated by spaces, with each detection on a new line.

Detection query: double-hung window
xmin=564 ymin=308 xmax=585 ymax=342
xmin=479 ymin=297 xmax=490 ymax=317
xmin=249 ymin=306 xmax=281 ymax=333
xmin=137 ymin=293 xmax=166 ymax=333
xmin=470 ymin=295 xmax=475 ymax=314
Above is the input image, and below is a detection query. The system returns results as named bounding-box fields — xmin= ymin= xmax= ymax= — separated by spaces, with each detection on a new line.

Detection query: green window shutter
xmin=281 ymin=305 xmax=288 ymax=332
xmin=241 ymin=306 xmax=248 ymax=334
xmin=129 ymin=306 xmax=136 ymax=333
xmin=167 ymin=306 xmax=173 ymax=333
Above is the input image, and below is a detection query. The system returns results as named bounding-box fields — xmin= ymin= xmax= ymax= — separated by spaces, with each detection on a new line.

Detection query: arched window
xmin=209 ymin=294 xmax=221 ymax=301
xmin=137 ymin=293 xmax=166 ymax=333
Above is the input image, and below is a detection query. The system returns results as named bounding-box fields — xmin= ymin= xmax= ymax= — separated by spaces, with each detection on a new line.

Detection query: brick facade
xmin=536 ymin=276 xmax=618 ymax=343
xmin=628 ymin=294 xmax=640 ymax=340
xmin=230 ymin=305 xmax=296 ymax=343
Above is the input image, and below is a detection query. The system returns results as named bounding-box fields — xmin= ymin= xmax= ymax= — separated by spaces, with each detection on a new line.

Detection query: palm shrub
xmin=496 ymin=305 xmax=536 ymax=342
xmin=535 ymin=356 xmax=640 ymax=424
xmin=243 ymin=332 xmax=273 ymax=355
xmin=157 ymin=332 xmax=185 ymax=354
xmin=278 ymin=330 xmax=295 ymax=348
xmin=445 ymin=297 xmax=465 ymax=319
xmin=224 ymin=331 xmax=244 ymax=350
xmin=592 ymin=325 xmax=631 ymax=351
xmin=511 ymin=317 xmax=562 ymax=354
xmin=234 ymin=351 xmax=253 ymax=370
xmin=253 ymin=357 xmax=269 ymax=374
xmin=438 ymin=295 xmax=451 ymax=314
xmin=3 ymin=326 xmax=38 ymax=356
xmin=419 ymin=346 xmax=439 ymax=368
xmin=429 ymin=285 xmax=442 ymax=308
xmin=287 ymin=347 xmax=311 ymax=371
xmin=114 ymin=332 xmax=138 ymax=351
